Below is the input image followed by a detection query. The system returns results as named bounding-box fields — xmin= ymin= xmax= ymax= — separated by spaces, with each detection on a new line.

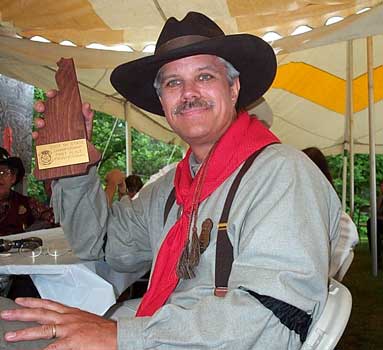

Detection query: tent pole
xmin=124 ymin=102 xmax=132 ymax=175
xmin=342 ymin=146 xmax=348 ymax=211
xmin=346 ymin=40 xmax=355 ymax=218
xmin=367 ymin=36 xmax=378 ymax=276
xmin=97 ymin=118 xmax=118 ymax=171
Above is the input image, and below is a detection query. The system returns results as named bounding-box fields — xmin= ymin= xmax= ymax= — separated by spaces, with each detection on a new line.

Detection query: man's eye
xmin=165 ymin=79 xmax=182 ymax=88
xmin=198 ymin=73 xmax=213 ymax=81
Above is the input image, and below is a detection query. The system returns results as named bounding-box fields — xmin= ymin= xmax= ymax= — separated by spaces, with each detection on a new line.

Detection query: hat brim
xmin=111 ymin=34 xmax=276 ymax=116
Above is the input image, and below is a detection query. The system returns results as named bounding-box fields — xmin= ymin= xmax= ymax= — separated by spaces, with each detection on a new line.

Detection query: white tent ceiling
xmin=0 ymin=0 xmax=382 ymax=153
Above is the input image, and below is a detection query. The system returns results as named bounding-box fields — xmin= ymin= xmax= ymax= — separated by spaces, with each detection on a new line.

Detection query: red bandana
xmin=136 ymin=111 xmax=280 ymax=317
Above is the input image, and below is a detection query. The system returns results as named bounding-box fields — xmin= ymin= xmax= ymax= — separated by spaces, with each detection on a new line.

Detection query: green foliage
xmin=27 ymin=89 xmax=48 ymax=203
xmin=131 ymin=128 xmax=183 ymax=182
xmin=27 ymin=87 xmax=183 ymax=200
xmin=327 ymin=153 xmax=383 ymax=236
xmin=92 ymin=111 xmax=183 ymax=184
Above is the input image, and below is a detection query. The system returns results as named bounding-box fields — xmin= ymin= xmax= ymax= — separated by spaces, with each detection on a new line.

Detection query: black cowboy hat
xmin=111 ymin=11 xmax=277 ymax=116
xmin=0 ymin=147 xmax=25 ymax=185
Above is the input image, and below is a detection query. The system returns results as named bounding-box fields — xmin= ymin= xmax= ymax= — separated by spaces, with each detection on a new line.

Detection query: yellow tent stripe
xmin=272 ymin=63 xmax=383 ymax=114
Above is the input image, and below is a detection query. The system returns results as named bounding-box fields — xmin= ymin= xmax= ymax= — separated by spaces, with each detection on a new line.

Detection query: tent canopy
xmin=1 ymin=0 xmax=382 ymax=153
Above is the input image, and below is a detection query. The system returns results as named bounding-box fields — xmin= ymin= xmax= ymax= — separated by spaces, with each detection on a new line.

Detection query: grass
xmin=337 ymin=239 xmax=383 ymax=349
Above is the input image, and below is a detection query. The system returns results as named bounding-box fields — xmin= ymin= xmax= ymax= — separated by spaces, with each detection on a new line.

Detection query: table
xmin=0 ymin=227 xmax=143 ymax=315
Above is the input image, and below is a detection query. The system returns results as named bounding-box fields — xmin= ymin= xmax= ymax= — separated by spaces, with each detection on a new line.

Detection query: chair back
xmin=301 ymin=279 xmax=352 ymax=350
xmin=333 ymin=250 xmax=354 ymax=282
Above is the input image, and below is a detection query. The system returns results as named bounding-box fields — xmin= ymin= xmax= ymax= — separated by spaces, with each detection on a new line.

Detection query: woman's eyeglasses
xmin=0 ymin=169 xmax=13 ymax=178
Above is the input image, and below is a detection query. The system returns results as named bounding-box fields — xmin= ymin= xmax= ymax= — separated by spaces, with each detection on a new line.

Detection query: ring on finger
xmin=51 ymin=324 xmax=57 ymax=339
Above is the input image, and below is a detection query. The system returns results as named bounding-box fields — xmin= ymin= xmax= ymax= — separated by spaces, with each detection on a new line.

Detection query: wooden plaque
xmin=34 ymin=58 xmax=101 ymax=180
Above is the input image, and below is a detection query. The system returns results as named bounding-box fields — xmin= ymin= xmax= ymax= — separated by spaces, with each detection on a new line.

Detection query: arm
xmin=104 ymin=169 xmax=127 ymax=206
xmin=51 ymin=167 xmax=152 ymax=270
xmin=26 ymin=197 xmax=56 ymax=230
xmin=115 ymin=145 xmax=342 ymax=350
xmin=50 ymin=164 xmax=179 ymax=275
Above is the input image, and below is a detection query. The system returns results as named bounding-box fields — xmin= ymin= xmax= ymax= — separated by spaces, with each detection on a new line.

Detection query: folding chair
xmin=333 ymin=250 xmax=354 ymax=282
xmin=301 ymin=279 xmax=352 ymax=350
xmin=329 ymin=211 xmax=358 ymax=281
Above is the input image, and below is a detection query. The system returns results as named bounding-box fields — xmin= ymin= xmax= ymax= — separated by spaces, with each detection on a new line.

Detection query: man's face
xmin=158 ymin=54 xmax=240 ymax=149
xmin=0 ymin=165 xmax=16 ymax=198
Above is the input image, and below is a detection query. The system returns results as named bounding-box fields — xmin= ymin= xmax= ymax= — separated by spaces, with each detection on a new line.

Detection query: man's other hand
xmin=33 ymin=89 xmax=95 ymax=141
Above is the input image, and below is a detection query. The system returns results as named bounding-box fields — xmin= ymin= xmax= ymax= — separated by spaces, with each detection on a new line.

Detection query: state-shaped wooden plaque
xmin=34 ymin=58 xmax=101 ymax=180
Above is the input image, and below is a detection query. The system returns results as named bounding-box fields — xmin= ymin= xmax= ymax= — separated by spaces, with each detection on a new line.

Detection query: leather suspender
xmin=162 ymin=147 xmax=267 ymax=296
xmin=163 ymin=187 xmax=176 ymax=226
xmin=214 ymin=148 xmax=264 ymax=296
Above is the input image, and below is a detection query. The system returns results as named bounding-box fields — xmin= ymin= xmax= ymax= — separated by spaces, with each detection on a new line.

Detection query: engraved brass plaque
xmin=36 ymin=139 xmax=89 ymax=170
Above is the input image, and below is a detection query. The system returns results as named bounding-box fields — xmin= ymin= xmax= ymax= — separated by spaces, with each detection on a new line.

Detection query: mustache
xmin=172 ymin=99 xmax=214 ymax=116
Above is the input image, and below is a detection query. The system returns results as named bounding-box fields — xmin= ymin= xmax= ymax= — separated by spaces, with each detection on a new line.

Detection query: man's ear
xmin=230 ymin=77 xmax=240 ymax=106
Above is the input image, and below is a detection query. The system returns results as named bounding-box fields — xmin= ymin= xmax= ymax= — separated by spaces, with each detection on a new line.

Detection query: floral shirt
xmin=0 ymin=190 xmax=55 ymax=236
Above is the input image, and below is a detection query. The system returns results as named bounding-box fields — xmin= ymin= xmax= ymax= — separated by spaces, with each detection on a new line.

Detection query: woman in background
xmin=302 ymin=147 xmax=359 ymax=280
xmin=0 ymin=147 xmax=55 ymax=236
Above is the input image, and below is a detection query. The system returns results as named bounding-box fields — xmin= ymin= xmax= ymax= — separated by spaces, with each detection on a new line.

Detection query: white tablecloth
xmin=0 ymin=227 xmax=140 ymax=315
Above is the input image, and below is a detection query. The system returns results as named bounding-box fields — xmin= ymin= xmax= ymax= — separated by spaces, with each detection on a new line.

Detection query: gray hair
xmin=153 ymin=56 xmax=240 ymax=97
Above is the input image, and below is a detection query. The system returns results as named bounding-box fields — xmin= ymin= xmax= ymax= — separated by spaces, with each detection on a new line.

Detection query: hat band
xmin=155 ymin=35 xmax=210 ymax=55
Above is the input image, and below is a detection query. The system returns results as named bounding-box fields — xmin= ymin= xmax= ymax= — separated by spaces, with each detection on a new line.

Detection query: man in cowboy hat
xmin=1 ymin=12 xmax=341 ymax=350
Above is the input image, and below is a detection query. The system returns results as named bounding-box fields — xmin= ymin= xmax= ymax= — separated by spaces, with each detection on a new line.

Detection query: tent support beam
xmin=342 ymin=147 xmax=348 ymax=211
xmin=346 ymin=40 xmax=355 ymax=218
xmin=367 ymin=36 xmax=378 ymax=276
xmin=125 ymin=102 xmax=132 ymax=175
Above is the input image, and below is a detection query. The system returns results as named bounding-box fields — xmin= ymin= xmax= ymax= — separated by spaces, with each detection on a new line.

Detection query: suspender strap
xmin=163 ymin=187 xmax=176 ymax=226
xmin=214 ymin=148 xmax=265 ymax=296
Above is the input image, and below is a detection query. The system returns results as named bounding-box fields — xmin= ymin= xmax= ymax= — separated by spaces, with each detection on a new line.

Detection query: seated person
xmin=125 ymin=174 xmax=143 ymax=199
xmin=0 ymin=147 xmax=55 ymax=236
xmin=0 ymin=12 xmax=341 ymax=349
xmin=104 ymin=169 xmax=143 ymax=206
xmin=0 ymin=147 xmax=56 ymax=299
xmin=367 ymin=180 xmax=383 ymax=268
xmin=302 ymin=147 xmax=359 ymax=279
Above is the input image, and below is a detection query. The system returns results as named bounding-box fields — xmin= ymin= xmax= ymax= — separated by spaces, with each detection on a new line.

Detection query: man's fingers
xmin=46 ymin=89 xmax=58 ymax=98
xmin=44 ymin=337 xmax=69 ymax=350
xmin=34 ymin=89 xmax=57 ymax=113
xmin=4 ymin=323 xmax=59 ymax=342
xmin=82 ymin=103 xmax=94 ymax=140
xmin=82 ymin=103 xmax=93 ymax=118
xmin=15 ymin=297 xmax=74 ymax=314
xmin=34 ymin=100 xmax=46 ymax=113
xmin=1 ymin=307 xmax=58 ymax=324
xmin=34 ymin=117 xmax=46 ymax=129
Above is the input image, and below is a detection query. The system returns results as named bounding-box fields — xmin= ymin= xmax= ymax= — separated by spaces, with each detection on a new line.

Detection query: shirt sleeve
xmin=51 ymin=167 xmax=163 ymax=274
xmin=115 ymin=146 xmax=342 ymax=350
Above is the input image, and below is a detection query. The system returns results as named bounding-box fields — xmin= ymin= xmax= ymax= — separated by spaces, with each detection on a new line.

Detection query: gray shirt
xmin=52 ymin=144 xmax=341 ymax=350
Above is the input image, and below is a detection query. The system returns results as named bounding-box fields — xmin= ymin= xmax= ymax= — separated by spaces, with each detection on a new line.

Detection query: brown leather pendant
xmin=199 ymin=218 xmax=213 ymax=254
